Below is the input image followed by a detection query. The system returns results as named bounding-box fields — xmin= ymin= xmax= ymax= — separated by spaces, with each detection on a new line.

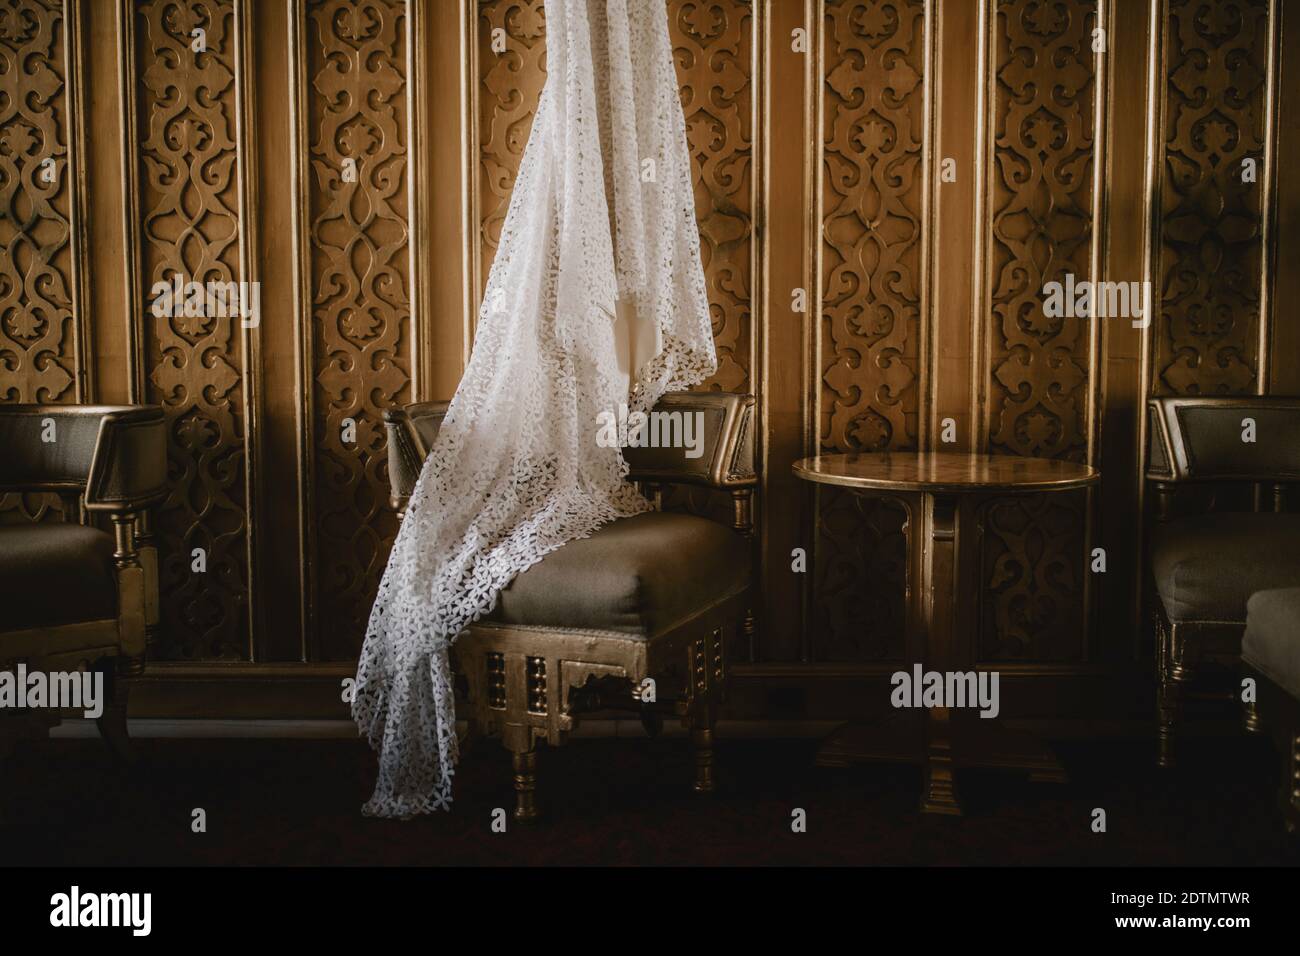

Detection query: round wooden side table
xmin=793 ymin=451 xmax=1100 ymax=815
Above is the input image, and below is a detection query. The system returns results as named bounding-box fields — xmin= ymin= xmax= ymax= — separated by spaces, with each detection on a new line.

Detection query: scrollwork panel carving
xmin=0 ymin=0 xmax=79 ymax=525
xmin=306 ymin=0 xmax=413 ymax=660
xmin=980 ymin=0 xmax=1096 ymax=662
xmin=1155 ymin=0 xmax=1269 ymax=395
xmin=813 ymin=0 xmax=925 ymax=660
xmin=135 ymin=0 xmax=249 ymax=659
xmin=475 ymin=0 xmax=753 ymax=391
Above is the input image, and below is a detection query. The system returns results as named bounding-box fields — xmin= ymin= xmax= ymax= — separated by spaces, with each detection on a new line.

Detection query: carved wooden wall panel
xmin=132 ymin=0 xmax=250 ymax=660
xmin=671 ymin=0 xmax=754 ymax=393
xmin=0 ymin=0 xmax=1291 ymax=712
xmin=476 ymin=0 xmax=545 ymax=299
xmin=0 ymin=0 xmax=78 ymax=404
xmin=978 ymin=0 xmax=1098 ymax=661
xmin=1154 ymin=0 xmax=1269 ymax=396
xmin=304 ymin=0 xmax=414 ymax=661
xmin=471 ymin=1 xmax=755 ymax=530
xmin=813 ymin=0 xmax=926 ymax=660
xmin=474 ymin=0 xmax=754 ymax=393
xmin=0 ymin=0 xmax=84 ymax=523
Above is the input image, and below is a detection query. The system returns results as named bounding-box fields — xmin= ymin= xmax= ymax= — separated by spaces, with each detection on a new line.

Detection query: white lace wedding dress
xmin=352 ymin=0 xmax=717 ymax=818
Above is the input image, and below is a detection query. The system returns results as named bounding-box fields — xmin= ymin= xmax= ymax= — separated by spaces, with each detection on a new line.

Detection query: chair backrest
xmin=1147 ymin=396 xmax=1300 ymax=483
xmin=0 ymin=405 xmax=168 ymax=510
xmin=622 ymin=391 xmax=757 ymax=489
xmin=382 ymin=391 xmax=758 ymax=510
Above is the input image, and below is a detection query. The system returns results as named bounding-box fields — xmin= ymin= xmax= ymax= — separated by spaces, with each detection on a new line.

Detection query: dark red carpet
xmin=2 ymin=732 xmax=1296 ymax=866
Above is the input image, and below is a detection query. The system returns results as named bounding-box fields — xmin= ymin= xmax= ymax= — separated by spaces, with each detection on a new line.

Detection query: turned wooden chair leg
xmin=511 ymin=749 xmax=539 ymax=824
xmin=1287 ymin=730 xmax=1300 ymax=836
xmin=1242 ymin=697 xmax=1264 ymax=735
xmin=96 ymin=659 xmax=136 ymax=766
xmin=1156 ymin=620 xmax=1184 ymax=769
xmin=691 ymin=705 xmax=717 ymax=795
xmin=509 ymin=740 xmax=540 ymax=825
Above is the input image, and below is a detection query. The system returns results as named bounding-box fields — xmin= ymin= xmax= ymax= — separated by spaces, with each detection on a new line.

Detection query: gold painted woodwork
xmin=795 ymin=452 xmax=1100 ymax=493
xmin=0 ymin=0 xmax=1295 ymax=715
xmin=0 ymin=0 xmax=88 ymax=405
xmin=1152 ymin=0 xmax=1273 ymax=396
xmin=974 ymin=0 xmax=1102 ymax=663
xmin=299 ymin=0 xmax=416 ymax=661
xmin=811 ymin=0 xmax=929 ymax=661
xmin=119 ymin=0 xmax=256 ymax=661
xmin=794 ymin=452 xmax=1089 ymax=812
xmin=0 ymin=0 xmax=90 ymax=525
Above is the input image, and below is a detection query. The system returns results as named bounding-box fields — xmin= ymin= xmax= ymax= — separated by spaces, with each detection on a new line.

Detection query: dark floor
xmin=1 ymin=730 xmax=1296 ymax=866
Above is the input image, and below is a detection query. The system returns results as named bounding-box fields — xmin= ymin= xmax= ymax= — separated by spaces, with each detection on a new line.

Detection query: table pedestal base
xmin=815 ymin=711 xmax=1066 ymax=816
xmin=793 ymin=455 xmax=1098 ymax=820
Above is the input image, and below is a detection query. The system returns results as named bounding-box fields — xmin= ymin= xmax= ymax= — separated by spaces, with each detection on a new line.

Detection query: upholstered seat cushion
xmin=0 ymin=523 xmax=118 ymax=631
xmin=1151 ymin=513 xmax=1300 ymax=623
xmin=1243 ymin=588 xmax=1300 ymax=700
xmin=487 ymin=511 xmax=749 ymax=638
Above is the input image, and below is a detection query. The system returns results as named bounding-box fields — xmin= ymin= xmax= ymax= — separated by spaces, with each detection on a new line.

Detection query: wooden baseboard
xmin=48 ymin=715 xmax=1213 ymax=741
xmin=127 ymin=662 xmax=1153 ymax=722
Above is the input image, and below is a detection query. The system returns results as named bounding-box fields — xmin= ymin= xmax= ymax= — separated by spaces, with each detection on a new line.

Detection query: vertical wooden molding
xmin=406 ymin=0 xmax=429 ymax=400
xmin=970 ymin=0 xmax=991 ymax=455
xmin=1082 ymin=0 xmax=1111 ymax=661
xmin=460 ymin=0 xmax=478 ymax=365
xmin=1086 ymin=0 xmax=1109 ymax=470
xmin=233 ymin=0 xmax=261 ymax=660
xmin=1257 ymin=0 xmax=1280 ymax=394
xmin=115 ymin=0 xmax=142 ymax=404
xmin=756 ymin=0 xmax=813 ymax=661
xmin=288 ymin=0 xmax=315 ymax=661
xmin=1133 ymin=0 xmax=1163 ymax=654
xmin=66 ymin=0 xmax=92 ymax=402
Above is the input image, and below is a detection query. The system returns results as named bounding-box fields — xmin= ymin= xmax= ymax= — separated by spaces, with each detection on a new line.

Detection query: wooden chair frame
xmin=384 ymin=392 xmax=757 ymax=823
xmin=0 ymin=405 xmax=166 ymax=762
xmin=1145 ymin=396 xmax=1300 ymax=768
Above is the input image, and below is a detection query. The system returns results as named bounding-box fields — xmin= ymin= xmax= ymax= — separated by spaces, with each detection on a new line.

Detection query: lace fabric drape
xmin=352 ymin=0 xmax=716 ymax=818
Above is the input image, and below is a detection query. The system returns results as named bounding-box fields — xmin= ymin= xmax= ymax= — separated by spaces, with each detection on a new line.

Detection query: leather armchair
xmin=0 ymin=405 xmax=167 ymax=758
xmin=1145 ymin=396 xmax=1300 ymax=768
xmin=384 ymin=391 xmax=757 ymax=822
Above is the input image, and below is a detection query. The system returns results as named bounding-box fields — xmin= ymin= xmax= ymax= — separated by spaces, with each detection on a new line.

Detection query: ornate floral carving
xmin=981 ymin=492 xmax=1086 ymax=660
xmin=477 ymin=0 xmax=545 ymax=287
xmin=0 ymin=0 xmax=74 ymax=408
xmin=814 ymin=0 xmax=925 ymax=660
xmin=988 ymin=0 xmax=1093 ymax=460
xmin=0 ymin=0 xmax=77 ymax=525
xmin=980 ymin=0 xmax=1097 ymax=661
xmin=671 ymin=0 xmax=753 ymax=393
xmin=1156 ymin=0 xmax=1268 ymax=395
xmin=476 ymin=1 xmax=754 ymax=391
xmin=306 ymin=0 xmax=413 ymax=660
xmin=474 ymin=1 xmax=755 ymax=526
xmin=135 ymin=0 xmax=248 ymax=659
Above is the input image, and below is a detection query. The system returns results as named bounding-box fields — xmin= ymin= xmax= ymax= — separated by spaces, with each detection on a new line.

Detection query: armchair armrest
xmin=383 ymin=401 xmax=450 ymax=513
xmin=0 ymin=405 xmax=167 ymax=512
xmin=624 ymin=391 xmax=757 ymax=490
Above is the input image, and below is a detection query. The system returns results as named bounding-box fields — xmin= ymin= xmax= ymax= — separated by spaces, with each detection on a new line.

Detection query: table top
xmin=793 ymin=452 xmax=1099 ymax=493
